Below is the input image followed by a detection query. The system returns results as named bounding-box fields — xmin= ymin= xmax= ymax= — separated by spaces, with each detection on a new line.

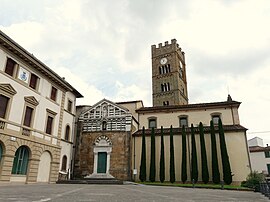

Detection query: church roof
xmin=136 ymin=100 xmax=241 ymax=113
xmin=133 ymin=124 xmax=247 ymax=136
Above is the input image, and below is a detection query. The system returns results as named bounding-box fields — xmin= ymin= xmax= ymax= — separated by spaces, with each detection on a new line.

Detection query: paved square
xmin=0 ymin=183 xmax=268 ymax=202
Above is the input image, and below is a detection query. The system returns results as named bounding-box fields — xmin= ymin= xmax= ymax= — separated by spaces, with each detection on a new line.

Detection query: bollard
xmin=221 ymin=181 xmax=224 ymax=190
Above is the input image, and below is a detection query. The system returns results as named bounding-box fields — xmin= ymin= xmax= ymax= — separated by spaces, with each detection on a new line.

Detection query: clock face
xmin=160 ymin=57 xmax=167 ymax=65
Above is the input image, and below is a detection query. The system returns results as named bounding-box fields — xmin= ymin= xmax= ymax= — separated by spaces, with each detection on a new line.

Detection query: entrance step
xmin=56 ymin=178 xmax=123 ymax=185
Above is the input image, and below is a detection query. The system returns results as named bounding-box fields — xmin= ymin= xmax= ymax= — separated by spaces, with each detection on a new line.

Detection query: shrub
xmin=242 ymin=171 xmax=264 ymax=189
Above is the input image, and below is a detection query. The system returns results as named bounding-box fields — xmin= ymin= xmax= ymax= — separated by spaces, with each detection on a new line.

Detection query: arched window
xmin=12 ymin=146 xmax=29 ymax=175
xmin=65 ymin=125 xmax=70 ymax=141
xmin=102 ymin=121 xmax=107 ymax=131
xmin=61 ymin=155 xmax=67 ymax=171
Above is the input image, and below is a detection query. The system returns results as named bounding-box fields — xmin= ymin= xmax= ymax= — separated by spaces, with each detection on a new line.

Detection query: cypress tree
xmin=218 ymin=118 xmax=232 ymax=185
xmin=191 ymin=124 xmax=198 ymax=183
xmin=159 ymin=126 xmax=165 ymax=183
xmin=181 ymin=126 xmax=187 ymax=183
xmin=210 ymin=120 xmax=220 ymax=184
xmin=149 ymin=127 xmax=156 ymax=182
xmin=199 ymin=122 xmax=209 ymax=184
xmin=139 ymin=126 xmax=146 ymax=182
xmin=170 ymin=125 xmax=175 ymax=183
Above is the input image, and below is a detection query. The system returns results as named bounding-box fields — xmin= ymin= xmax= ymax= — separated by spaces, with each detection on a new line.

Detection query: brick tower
xmin=151 ymin=39 xmax=188 ymax=106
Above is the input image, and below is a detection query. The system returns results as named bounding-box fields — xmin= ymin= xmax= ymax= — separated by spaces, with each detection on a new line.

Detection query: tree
xmin=199 ymin=122 xmax=209 ymax=184
xmin=149 ymin=127 xmax=156 ymax=182
xmin=218 ymin=118 xmax=232 ymax=185
xmin=191 ymin=124 xmax=198 ymax=183
xmin=181 ymin=126 xmax=187 ymax=183
xmin=170 ymin=125 xmax=175 ymax=183
xmin=159 ymin=126 xmax=165 ymax=183
xmin=210 ymin=120 xmax=220 ymax=184
xmin=139 ymin=127 xmax=146 ymax=182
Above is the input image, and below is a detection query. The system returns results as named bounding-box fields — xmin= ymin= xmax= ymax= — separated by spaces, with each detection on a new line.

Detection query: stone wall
xmin=75 ymin=131 xmax=132 ymax=181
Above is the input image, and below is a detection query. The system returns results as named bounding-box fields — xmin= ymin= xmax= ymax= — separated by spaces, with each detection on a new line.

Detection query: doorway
xmin=97 ymin=152 xmax=107 ymax=173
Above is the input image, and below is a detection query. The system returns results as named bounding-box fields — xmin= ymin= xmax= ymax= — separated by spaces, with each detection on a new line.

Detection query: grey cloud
xmin=190 ymin=46 xmax=270 ymax=77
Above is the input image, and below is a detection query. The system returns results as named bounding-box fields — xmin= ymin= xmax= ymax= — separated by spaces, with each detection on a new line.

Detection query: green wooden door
xmin=97 ymin=152 xmax=107 ymax=173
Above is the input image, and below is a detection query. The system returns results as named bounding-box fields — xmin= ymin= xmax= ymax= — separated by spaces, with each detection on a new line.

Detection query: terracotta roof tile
xmin=133 ymin=124 xmax=247 ymax=136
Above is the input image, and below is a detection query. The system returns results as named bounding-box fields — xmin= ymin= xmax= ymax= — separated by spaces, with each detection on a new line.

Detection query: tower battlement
xmin=151 ymin=39 xmax=185 ymax=59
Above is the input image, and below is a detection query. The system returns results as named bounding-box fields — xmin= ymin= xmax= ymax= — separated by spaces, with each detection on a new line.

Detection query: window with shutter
xmin=23 ymin=106 xmax=33 ymax=127
xmin=29 ymin=74 xmax=39 ymax=90
xmin=50 ymin=87 xmax=57 ymax=101
xmin=5 ymin=58 xmax=16 ymax=77
xmin=46 ymin=116 xmax=53 ymax=134
xmin=0 ymin=95 xmax=9 ymax=119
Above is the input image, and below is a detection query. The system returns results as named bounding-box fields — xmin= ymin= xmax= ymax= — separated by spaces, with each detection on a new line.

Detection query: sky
xmin=0 ymin=0 xmax=270 ymax=144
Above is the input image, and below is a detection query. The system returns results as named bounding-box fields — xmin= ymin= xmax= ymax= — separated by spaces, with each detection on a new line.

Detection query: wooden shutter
xmin=50 ymin=87 xmax=57 ymax=101
xmin=29 ymin=74 xmax=38 ymax=89
xmin=0 ymin=95 xmax=9 ymax=118
xmin=46 ymin=116 xmax=53 ymax=134
xmin=23 ymin=106 xmax=33 ymax=127
xmin=5 ymin=58 xmax=16 ymax=76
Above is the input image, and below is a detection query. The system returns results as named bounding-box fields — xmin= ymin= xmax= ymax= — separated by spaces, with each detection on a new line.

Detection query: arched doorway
xmin=37 ymin=151 xmax=52 ymax=182
xmin=89 ymin=135 xmax=113 ymax=178
xmin=11 ymin=146 xmax=30 ymax=182
xmin=12 ymin=146 xmax=29 ymax=175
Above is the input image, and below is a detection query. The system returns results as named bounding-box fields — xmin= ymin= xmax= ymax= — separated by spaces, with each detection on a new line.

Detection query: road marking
xmin=32 ymin=187 xmax=84 ymax=202
xmin=32 ymin=198 xmax=51 ymax=202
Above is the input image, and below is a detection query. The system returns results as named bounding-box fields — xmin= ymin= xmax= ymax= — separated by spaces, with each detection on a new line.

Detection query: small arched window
xmin=61 ymin=155 xmax=67 ymax=171
xmin=102 ymin=121 xmax=107 ymax=131
xmin=65 ymin=125 xmax=70 ymax=141
xmin=12 ymin=146 xmax=29 ymax=175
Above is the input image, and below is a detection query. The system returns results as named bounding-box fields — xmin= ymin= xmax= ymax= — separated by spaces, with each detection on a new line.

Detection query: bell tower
xmin=151 ymin=39 xmax=188 ymax=106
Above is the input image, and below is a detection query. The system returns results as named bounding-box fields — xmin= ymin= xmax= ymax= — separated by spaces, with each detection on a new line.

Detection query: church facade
xmin=74 ymin=39 xmax=251 ymax=184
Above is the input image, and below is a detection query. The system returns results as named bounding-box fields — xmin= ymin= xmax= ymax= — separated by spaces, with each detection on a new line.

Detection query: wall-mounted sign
xmin=18 ymin=66 xmax=30 ymax=83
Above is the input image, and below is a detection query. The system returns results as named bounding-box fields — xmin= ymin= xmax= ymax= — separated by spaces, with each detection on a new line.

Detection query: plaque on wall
xmin=18 ymin=66 xmax=30 ymax=83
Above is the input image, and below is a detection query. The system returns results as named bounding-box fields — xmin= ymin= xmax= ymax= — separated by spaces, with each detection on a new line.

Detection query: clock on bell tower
xmin=151 ymin=39 xmax=188 ymax=107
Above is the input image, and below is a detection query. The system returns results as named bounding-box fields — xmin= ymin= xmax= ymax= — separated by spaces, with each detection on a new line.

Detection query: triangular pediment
xmin=80 ymin=98 xmax=130 ymax=119
xmin=0 ymin=83 xmax=17 ymax=95
xmin=24 ymin=96 xmax=39 ymax=106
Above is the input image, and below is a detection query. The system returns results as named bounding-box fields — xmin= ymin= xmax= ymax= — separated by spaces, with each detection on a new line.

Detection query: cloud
xmin=1 ymin=0 xmax=270 ymax=144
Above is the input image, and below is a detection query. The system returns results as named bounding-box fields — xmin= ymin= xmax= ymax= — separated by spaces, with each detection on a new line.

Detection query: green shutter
xmin=12 ymin=146 xmax=29 ymax=175
xmin=265 ymin=151 xmax=270 ymax=158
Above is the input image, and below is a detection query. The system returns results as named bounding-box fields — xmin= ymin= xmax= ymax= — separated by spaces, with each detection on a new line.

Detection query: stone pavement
xmin=0 ymin=183 xmax=268 ymax=202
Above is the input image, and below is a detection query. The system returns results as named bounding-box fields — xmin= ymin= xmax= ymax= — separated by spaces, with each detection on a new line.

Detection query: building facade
xmin=74 ymin=39 xmax=251 ymax=184
xmin=74 ymin=99 xmax=142 ymax=180
xmin=248 ymin=137 xmax=270 ymax=175
xmin=132 ymin=97 xmax=250 ymax=184
xmin=0 ymin=31 xmax=82 ymax=183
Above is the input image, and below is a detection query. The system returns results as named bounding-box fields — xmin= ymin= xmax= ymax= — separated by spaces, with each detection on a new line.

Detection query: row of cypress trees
xmin=139 ymin=119 xmax=232 ymax=184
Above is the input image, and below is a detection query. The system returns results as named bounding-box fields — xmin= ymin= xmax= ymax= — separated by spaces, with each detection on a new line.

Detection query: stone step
xmin=56 ymin=179 xmax=123 ymax=185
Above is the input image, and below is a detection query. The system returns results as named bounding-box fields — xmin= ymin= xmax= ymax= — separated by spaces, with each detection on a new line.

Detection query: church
xmin=74 ymin=39 xmax=251 ymax=184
